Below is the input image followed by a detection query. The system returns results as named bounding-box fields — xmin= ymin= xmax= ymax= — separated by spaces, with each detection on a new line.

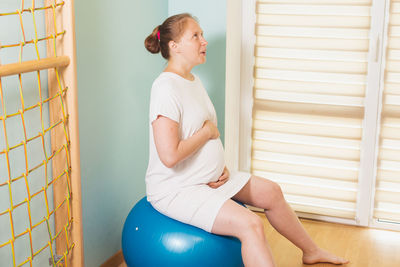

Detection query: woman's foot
xmin=303 ymin=248 xmax=349 ymax=265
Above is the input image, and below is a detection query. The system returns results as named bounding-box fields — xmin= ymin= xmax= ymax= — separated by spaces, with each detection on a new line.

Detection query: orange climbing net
xmin=0 ymin=1 xmax=82 ymax=266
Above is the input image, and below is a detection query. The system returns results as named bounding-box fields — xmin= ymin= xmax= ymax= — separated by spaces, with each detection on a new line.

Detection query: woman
xmin=144 ymin=13 xmax=348 ymax=267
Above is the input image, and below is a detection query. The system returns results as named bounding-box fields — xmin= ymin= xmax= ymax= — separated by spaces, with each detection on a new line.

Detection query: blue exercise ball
xmin=122 ymin=197 xmax=244 ymax=267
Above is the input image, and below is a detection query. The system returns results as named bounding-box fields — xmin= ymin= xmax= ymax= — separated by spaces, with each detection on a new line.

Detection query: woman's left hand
xmin=208 ymin=166 xmax=230 ymax=189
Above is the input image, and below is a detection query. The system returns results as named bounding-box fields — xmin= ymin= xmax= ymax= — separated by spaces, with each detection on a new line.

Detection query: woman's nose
xmin=201 ymin=36 xmax=208 ymax=46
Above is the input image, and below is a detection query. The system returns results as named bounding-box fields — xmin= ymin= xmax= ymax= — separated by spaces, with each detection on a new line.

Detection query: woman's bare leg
xmin=233 ymin=176 xmax=349 ymax=265
xmin=211 ymin=199 xmax=276 ymax=267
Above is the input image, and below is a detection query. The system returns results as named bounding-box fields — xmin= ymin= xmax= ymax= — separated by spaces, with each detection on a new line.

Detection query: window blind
xmin=373 ymin=0 xmax=400 ymax=223
xmin=251 ymin=0 xmax=372 ymax=218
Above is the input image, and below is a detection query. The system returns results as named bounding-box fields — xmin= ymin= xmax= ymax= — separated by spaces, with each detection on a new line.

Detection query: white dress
xmin=145 ymin=72 xmax=250 ymax=232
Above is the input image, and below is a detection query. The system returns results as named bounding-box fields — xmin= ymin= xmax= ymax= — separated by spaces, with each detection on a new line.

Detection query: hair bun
xmin=144 ymin=26 xmax=161 ymax=54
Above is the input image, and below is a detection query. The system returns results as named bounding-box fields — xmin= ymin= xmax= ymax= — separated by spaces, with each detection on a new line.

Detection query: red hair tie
xmin=157 ymin=30 xmax=161 ymax=41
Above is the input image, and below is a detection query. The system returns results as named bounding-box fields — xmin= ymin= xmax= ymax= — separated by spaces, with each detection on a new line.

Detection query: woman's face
xmin=174 ymin=18 xmax=208 ymax=67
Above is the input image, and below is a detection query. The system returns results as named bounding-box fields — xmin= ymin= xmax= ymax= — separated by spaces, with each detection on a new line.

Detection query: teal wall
xmin=169 ymin=0 xmax=227 ymax=141
xmin=75 ymin=1 xmax=226 ymax=266
xmin=75 ymin=1 xmax=167 ymax=266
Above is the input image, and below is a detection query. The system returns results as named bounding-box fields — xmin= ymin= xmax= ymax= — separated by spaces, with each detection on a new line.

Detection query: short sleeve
xmin=149 ymin=82 xmax=181 ymax=124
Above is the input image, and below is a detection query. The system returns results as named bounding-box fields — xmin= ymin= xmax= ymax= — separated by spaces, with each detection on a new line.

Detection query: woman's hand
xmin=208 ymin=166 xmax=230 ymax=189
xmin=203 ymin=120 xmax=220 ymax=139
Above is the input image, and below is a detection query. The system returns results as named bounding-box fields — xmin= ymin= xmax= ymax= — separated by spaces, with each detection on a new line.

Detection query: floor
xmin=258 ymin=212 xmax=400 ymax=267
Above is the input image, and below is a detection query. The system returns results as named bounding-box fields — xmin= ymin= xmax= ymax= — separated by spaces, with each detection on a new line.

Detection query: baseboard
xmin=247 ymin=204 xmax=264 ymax=212
xmin=100 ymin=250 xmax=125 ymax=267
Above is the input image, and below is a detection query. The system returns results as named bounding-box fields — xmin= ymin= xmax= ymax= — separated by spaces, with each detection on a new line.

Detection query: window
xmin=225 ymin=0 xmax=400 ymax=230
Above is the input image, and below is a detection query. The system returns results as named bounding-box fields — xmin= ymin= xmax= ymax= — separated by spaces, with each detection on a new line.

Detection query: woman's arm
xmin=152 ymin=115 xmax=219 ymax=168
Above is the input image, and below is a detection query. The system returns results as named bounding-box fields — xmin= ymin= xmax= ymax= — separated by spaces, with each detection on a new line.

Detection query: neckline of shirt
xmin=162 ymin=71 xmax=197 ymax=83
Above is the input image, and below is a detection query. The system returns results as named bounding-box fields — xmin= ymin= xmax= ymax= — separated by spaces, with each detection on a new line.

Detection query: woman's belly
xmin=180 ymin=138 xmax=225 ymax=185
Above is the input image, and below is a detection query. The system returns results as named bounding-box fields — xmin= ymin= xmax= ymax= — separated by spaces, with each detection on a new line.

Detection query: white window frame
xmin=225 ymin=0 xmax=400 ymax=231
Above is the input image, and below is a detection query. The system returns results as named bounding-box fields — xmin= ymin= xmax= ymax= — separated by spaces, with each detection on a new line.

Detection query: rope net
xmin=0 ymin=1 xmax=75 ymax=266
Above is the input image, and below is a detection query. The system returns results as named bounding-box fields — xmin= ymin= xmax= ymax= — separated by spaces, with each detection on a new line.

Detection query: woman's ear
xmin=169 ymin=40 xmax=179 ymax=53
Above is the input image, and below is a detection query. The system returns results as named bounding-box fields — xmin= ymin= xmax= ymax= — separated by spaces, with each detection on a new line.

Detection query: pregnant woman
xmin=144 ymin=13 xmax=348 ymax=267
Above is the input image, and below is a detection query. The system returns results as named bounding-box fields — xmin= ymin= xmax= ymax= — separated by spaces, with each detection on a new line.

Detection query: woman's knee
xmin=240 ymin=212 xmax=265 ymax=239
xmin=269 ymin=180 xmax=284 ymax=201
xmin=258 ymin=179 xmax=285 ymax=210
xmin=212 ymin=201 xmax=264 ymax=240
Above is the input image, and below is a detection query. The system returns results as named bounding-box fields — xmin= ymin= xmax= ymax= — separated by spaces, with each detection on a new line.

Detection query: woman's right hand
xmin=203 ymin=120 xmax=220 ymax=139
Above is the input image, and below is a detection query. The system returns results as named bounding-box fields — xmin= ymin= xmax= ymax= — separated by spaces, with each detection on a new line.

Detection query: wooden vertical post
xmin=45 ymin=0 xmax=84 ymax=266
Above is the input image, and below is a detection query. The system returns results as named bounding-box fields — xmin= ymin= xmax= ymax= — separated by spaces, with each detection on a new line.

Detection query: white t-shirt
xmin=145 ymin=72 xmax=225 ymax=202
xmin=144 ymin=72 xmax=250 ymax=232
